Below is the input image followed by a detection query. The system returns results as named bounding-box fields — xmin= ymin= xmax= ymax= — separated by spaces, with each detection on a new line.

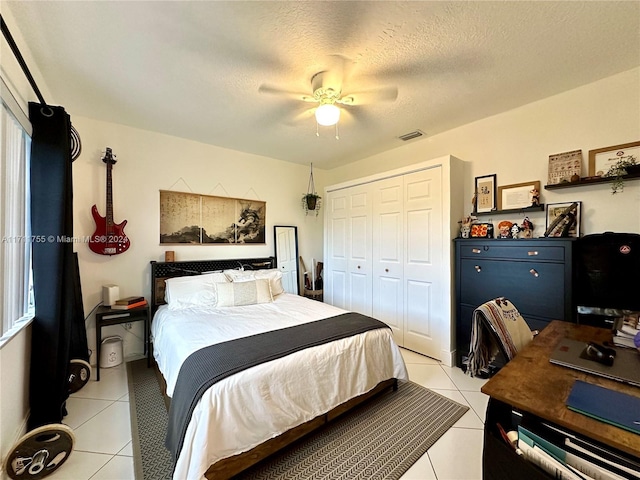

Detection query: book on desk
xmin=517 ymin=422 xmax=639 ymax=480
xmin=517 ymin=415 xmax=640 ymax=480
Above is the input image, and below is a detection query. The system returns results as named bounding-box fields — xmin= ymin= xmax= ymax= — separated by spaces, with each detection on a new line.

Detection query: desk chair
xmin=466 ymin=297 xmax=537 ymax=377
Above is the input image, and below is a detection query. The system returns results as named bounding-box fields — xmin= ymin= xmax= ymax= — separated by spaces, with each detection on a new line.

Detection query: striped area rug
xmin=127 ymin=359 xmax=468 ymax=480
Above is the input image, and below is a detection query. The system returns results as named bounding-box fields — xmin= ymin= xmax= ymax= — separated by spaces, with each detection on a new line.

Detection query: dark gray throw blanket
xmin=165 ymin=312 xmax=389 ymax=466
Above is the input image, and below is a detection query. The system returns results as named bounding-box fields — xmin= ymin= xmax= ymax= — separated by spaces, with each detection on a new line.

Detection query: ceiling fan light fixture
xmin=315 ymin=103 xmax=341 ymax=126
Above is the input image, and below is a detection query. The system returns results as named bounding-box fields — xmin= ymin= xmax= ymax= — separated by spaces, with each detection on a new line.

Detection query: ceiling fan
xmin=258 ymin=56 xmax=398 ymax=137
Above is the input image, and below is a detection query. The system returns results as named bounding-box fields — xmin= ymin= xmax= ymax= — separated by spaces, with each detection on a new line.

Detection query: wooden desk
xmin=481 ymin=320 xmax=640 ymax=478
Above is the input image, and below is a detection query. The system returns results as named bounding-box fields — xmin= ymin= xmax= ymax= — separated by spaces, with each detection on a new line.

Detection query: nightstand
xmin=95 ymin=303 xmax=150 ymax=381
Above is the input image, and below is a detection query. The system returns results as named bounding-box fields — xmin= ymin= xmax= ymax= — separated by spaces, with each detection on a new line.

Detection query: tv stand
xmin=481 ymin=321 xmax=640 ymax=479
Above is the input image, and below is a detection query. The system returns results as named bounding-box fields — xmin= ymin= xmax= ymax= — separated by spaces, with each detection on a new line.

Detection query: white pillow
xmin=223 ymin=269 xmax=285 ymax=297
xmin=215 ymin=279 xmax=273 ymax=307
xmin=164 ymin=272 xmax=229 ymax=310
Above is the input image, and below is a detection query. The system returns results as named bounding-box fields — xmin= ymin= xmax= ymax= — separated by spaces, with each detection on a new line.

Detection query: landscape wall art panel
xmin=159 ymin=190 xmax=266 ymax=244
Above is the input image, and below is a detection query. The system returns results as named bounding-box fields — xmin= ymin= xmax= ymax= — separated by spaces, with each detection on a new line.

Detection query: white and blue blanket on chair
xmin=467 ymin=297 xmax=533 ymax=377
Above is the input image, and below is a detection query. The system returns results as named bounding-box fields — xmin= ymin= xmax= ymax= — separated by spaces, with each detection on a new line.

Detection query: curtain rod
xmin=0 ymin=13 xmax=48 ymax=106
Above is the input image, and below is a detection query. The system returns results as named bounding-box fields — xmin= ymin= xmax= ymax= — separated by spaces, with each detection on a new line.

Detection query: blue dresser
xmin=454 ymin=238 xmax=576 ymax=367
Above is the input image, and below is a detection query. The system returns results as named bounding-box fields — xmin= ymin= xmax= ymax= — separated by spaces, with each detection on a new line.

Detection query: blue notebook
xmin=566 ymin=380 xmax=640 ymax=435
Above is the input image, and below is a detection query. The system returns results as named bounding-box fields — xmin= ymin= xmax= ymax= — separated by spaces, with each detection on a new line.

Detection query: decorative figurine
xmin=510 ymin=223 xmax=521 ymax=239
xmin=497 ymin=220 xmax=513 ymax=239
xmin=520 ymin=217 xmax=534 ymax=238
xmin=459 ymin=215 xmax=474 ymax=238
xmin=530 ymin=188 xmax=540 ymax=207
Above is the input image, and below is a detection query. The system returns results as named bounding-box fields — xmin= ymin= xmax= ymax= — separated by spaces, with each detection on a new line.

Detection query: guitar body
xmin=89 ymin=205 xmax=130 ymax=256
xmin=89 ymin=147 xmax=130 ymax=256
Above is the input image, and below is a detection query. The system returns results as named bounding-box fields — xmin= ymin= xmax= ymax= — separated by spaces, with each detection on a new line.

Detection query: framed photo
xmin=588 ymin=141 xmax=640 ymax=177
xmin=546 ymin=201 xmax=581 ymax=238
xmin=498 ymin=180 xmax=541 ymax=210
xmin=548 ymin=149 xmax=582 ymax=185
xmin=474 ymin=174 xmax=497 ymax=213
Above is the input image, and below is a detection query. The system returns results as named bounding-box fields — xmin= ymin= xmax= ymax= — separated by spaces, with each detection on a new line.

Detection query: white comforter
xmin=151 ymin=293 xmax=408 ymax=480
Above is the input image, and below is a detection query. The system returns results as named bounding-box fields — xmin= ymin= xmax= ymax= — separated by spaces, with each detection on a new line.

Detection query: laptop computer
xmin=550 ymin=337 xmax=640 ymax=387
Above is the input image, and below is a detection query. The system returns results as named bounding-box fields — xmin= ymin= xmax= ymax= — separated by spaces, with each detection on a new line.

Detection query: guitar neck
xmin=106 ymin=162 xmax=114 ymax=231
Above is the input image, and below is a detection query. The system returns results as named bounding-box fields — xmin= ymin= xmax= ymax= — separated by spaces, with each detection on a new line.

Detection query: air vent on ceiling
xmin=398 ymin=130 xmax=426 ymax=142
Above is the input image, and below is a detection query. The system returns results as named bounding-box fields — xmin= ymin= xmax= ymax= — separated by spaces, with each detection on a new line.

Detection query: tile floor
xmin=51 ymin=349 xmax=488 ymax=480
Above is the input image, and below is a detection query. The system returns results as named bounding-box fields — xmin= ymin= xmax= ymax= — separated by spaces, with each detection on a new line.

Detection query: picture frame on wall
xmin=498 ymin=180 xmax=541 ymax=210
xmin=159 ymin=190 xmax=266 ymax=244
xmin=548 ymin=149 xmax=582 ymax=185
xmin=588 ymin=141 xmax=640 ymax=177
xmin=546 ymin=201 xmax=581 ymax=238
xmin=474 ymin=174 xmax=497 ymax=213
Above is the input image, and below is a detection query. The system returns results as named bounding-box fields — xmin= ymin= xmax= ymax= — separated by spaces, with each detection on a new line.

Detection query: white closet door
xmin=403 ymin=167 xmax=444 ymax=358
xmin=326 ymin=185 xmax=372 ymax=314
xmin=346 ymin=184 xmax=372 ymax=315
xmin=372 ymin=176 xmax=404 ymax=345
xmin=326 ymin=190 xmax=349 ymax=309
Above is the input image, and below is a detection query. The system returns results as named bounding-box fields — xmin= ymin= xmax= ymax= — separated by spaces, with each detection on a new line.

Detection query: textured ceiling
xmin=4 ymin=1 xmax=640 ymax=169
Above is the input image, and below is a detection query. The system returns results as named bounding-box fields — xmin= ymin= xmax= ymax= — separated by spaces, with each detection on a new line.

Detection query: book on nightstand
xmin=115 ymin=295 xmax=145 ymax=305
xmin=111 ymin=299 xmax=147 ymax=310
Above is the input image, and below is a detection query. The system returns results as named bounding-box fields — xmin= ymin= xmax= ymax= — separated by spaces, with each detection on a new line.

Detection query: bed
xmin=149 ymin=257 xmax=408 ymax=480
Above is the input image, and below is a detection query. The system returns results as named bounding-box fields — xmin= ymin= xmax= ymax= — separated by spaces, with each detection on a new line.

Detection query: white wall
xmin=327 ymin=67 xmax=640 ymax=237
xmin=70 ymin=116 xmax=327 ymax=364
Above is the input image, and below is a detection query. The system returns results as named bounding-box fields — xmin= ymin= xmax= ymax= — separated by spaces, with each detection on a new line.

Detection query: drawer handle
xmin=472 ymin=248 xmax=481 ymax=254
xmin=527 ymin=251 xmax=539 ymax=256
xmin=529 ymin=268 xmax=539 ymax=277
xmin=385 ymin=268 xmax=389 ymax=273
xmin=357 ymin=265 xmax=361 ymax=269
xmin=474 ymin=265 xmax=482 ymax=273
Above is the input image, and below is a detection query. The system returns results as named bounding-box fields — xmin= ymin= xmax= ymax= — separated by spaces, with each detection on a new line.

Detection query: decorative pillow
xmin=215 ymin=279 xmax=273 ymax=307
xmin=164 ymin=272 xmax=229 ymax=310
xmin=223 ymin=268 xmax=285 ymax=296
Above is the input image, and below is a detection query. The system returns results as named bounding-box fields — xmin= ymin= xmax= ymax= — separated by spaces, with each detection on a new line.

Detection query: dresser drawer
xmin=459 ymin=259 xmax=566 ymax=320
xmin=458 ymin=244 xmax=566 ymax=262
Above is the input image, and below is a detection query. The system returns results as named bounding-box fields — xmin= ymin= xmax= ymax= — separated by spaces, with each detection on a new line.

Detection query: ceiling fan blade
xmin=258 ymin=84 xmax=312 ymax=101
xmin=338 ymin=86 xmax=398 ymax=105
xmin=287 ymin=108 xmax=316 ymax=125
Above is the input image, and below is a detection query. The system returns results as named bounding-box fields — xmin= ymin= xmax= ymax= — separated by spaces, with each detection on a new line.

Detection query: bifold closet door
xmin=372 ymin=176 xmax=405 ymax=345
xmin=402 ymin=167 xmax=444 ymax=359
xmin=326 ymin=184 xmax=372 ymax=315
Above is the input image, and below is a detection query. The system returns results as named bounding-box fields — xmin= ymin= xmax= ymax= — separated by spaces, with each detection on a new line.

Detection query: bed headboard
xmin=150 ymin=257 xmax=275 ymax=315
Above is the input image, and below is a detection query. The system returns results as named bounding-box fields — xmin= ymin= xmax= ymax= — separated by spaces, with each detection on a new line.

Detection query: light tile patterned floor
xmin=52 ymin=349 xmax=487 ymax=479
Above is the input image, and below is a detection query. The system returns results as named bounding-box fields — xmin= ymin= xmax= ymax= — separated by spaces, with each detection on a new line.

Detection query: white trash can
xmin=100 ymin=335 xmax=123 ymax=368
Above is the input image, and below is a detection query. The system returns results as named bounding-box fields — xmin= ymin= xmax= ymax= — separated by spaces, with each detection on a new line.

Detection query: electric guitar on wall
xmin=89 ymin=147 xmax=130 ymax=256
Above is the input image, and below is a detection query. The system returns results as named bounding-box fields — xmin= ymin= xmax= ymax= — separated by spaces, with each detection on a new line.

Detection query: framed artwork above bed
xmin=159 ymin=190 xmax=266 ymax=245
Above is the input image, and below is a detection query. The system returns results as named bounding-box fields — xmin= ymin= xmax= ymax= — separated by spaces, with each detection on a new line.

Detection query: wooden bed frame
xmin=149 ymin=257 xmax=398 ymax=479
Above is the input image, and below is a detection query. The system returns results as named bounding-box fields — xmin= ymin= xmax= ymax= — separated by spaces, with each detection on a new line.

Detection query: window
xmin=0 ymin=84 xmax=34 ymax=346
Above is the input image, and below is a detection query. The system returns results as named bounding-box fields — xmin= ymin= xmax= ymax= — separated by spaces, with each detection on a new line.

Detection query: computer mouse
xmin=585 ymin=342 xmax=616 ymax=366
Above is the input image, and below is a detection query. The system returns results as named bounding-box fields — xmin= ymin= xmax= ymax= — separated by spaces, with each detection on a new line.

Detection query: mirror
xmin=274 ymin=226 xmax=299 ymax=294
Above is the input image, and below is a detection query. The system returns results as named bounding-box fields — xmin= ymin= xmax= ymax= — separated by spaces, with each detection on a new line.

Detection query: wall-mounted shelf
xmin=474 ymin=205 xmax=545 ymax=217
xmin=544 ymin=171 xmax=640 ymax=190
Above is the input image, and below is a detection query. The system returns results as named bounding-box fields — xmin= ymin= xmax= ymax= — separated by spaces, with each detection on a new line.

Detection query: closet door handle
xmin=527 ymin=251 xmax=539 ymax=256
xmin=529 ymin=268 xmax=539 ymax=277
xmin=474 ymin=265 xmax=482 ymax=273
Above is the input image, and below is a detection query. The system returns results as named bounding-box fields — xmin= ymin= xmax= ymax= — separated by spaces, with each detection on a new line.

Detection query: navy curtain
xmin=28 ymin=103 xmax=88 ymax=429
